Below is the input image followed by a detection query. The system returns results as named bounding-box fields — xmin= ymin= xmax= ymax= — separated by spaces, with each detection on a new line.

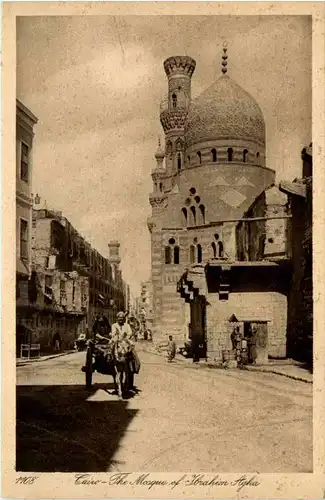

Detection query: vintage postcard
xmin=2 ymin=1 xmax=325 ymax=498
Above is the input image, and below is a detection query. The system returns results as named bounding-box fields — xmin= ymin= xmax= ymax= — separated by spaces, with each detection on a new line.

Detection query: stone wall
xmin=206 ymin=291 xmax=287 ymax=363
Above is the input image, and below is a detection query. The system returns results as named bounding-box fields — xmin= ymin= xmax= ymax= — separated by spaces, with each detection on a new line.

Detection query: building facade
xmin=279 ymin=144 xmax=313 ymax=367
xmin=16 ymin=100 xmax=38 ymax=325
xmin=138 ymin=280 xmax=153 ymax=332
xmin=17 ymin=203 xmax=128 ymax=354
xmin=148 ymin=50 xmax=291 ymax=362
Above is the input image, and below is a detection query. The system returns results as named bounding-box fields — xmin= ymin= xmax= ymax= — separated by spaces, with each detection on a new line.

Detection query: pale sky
xmin=17 ymin=15 xmax=311 ymax=296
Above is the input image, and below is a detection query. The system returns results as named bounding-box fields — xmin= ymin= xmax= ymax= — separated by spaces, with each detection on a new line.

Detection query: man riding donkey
xmin=110 ymin=311 xmax=141 ymax=396
xmin=88 ymin=311 xmax=140 ymax=398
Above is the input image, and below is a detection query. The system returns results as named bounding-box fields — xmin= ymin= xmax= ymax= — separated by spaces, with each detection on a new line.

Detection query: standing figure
xmin=167 ymin=335 xmax=176 ymax=363
xmin=247 ymin=328 xmax=257 ymax=364
xmin=231 ymin=328 xmax=237 ymax=350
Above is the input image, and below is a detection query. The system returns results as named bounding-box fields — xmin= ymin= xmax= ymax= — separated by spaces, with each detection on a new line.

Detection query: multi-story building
xmin=279 ymin=144 xmax=313 ymax=367
xmin=16 ymin=203 xmax=128 ymax=354
xmin=138 ymin=280 xmax=153 ymax=332
xmin=16 ymin=100 xmax=38 ymax=340
xmin=148 ymin=49 xmax=292 ymax=364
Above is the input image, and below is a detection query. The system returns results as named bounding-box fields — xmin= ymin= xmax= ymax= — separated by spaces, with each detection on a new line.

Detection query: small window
xmin=218 ymin=241 xmax=224 ymax=258
xmin=174 ymin=246 xmax=180 ymax=265
xmin=190 ymin=206 xmax=196 ymax=226
xmin=243 ymin=149 xmax=248 ymax=163
xmin=227 ymin=148 xmax=233 ymax=162
xmin=199 ymin=204 xmax=205 ymax=225
xmin=194 ymin=196 xmax=201 ymax=204
xmin=197 ymin=152 xmax=201 ymax=164
xmin=211 ymin=148 xmax=217 ymax=162
xmin=212 ymin=242 xmax=217 ymax=258
xmin=169 ymin=238 xmax=176 ymax=245
xmin=20 ymin=219 xmax=28 ymax=259
xmin=187 ymin=155 xmax=190 ymax=164
xmin=159 ymin=182 xmax=163 ymax=192
xmin=172 ymin=94 xmax=177 ymax=109
xmin=189 ymin=187 xmax=196 ymax=195
xmin=197 ymin=244 xmax=202 ymax=263
xmin=256 ymin=152 xmax=260 ymax=164
xmin=20 ymin=142 xmax=29 ymax=182
xmin=190 ymin=245 xmax=195 ymax=264
xmin=182 ymin=207 xmax=187 ymax=225
xmin=165 ymin=246 xmax=172 ymax=264
xmin=177 ymin=154 xmax=182 ymax=171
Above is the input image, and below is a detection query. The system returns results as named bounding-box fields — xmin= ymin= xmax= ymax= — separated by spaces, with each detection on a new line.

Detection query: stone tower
xmin=160 ymin=56 xmax=196 ymax=186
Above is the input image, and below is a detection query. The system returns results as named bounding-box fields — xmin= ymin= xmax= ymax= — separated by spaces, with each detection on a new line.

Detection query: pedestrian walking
xmin=167 ymin=335 xmax=176 ymax=363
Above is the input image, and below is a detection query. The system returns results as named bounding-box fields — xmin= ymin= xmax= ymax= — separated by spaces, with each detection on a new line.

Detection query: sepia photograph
xmin=2 ymin=2 xmax=325 ymax=498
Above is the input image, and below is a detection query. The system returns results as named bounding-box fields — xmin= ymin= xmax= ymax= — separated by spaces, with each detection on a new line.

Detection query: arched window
xmin=256 ymin=152 xmax=260 ymax=165
xmin=167 ymin=141 xmax=172 ymax=155
xmin=165 ymin=246 xmax=171 ymax=264
xmin=243 ymin=149 xmax=248 ymax=163
xmin=172 ymin=94 xmax=177 ymax=109
xmin=190 ymin=245 xmax=195 ymax=264
xmin=159 ymin=182 xmax=163 ymax=192
xmin=187 ymin=155 xmax=190 ymax=164
xmin=211 ymin=148 xmax=217 ymax=162
xmin=174 ymin=246 xmax=180 ymax=264
xmin=211 ymin=242 xmax=217 ymax=258
xmin=182 ymin=207 xmax=187 ymax=226
xmin=199 ymin=204 xmax=205 ymax=225
xmin=197 ymin=151 xmax=201 ymax=164
xmin=197 ymin=244 xmax=202 ymax=263
xmin=228 ymin=148 xmax=233 ymax=162
xmin=218 ymin=241 xmax=224 ymax=258
xmin=177 ymin=153 xmax=182 ymax=171
xmin=190 ymin=206 xmax=196 ymax=226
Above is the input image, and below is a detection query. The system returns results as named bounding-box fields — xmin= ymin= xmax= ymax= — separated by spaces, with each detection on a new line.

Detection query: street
xmin=16 ymin=348 xmax=312 ymax=473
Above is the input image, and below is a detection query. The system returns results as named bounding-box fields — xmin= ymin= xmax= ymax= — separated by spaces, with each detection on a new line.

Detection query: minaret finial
xmin=222 ymin=41 xmax=228 ymax=75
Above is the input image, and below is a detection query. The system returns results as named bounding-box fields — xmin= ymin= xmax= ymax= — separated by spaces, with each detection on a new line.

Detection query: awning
xmin=279 ymin=181 xmax=306 ymax=198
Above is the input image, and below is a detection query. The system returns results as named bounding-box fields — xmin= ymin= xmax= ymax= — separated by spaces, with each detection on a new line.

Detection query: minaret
xmin=160 ymin=56 xmax=196 ymax=179
xmin=149 ymin=138 xmax=167 ymax=220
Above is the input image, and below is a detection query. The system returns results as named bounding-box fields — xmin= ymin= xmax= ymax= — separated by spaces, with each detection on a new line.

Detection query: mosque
xmin=147 ymin=47 xmax=291 ymax=364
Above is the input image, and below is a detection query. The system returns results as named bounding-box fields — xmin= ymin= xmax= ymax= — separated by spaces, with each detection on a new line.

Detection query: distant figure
xmin=247 ymin=328 xmax=257 ymax=364
xmin=231 ymin=328 xmax=237 ymax=350
xmin=53 ymin=332 xmax=61 ymax=352
xmin=167 ymin=335 xmax=176 ymax=363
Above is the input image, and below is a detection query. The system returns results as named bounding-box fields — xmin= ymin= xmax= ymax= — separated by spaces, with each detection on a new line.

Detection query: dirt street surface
xmin=16 ymin=349 xmax=312 ymax=473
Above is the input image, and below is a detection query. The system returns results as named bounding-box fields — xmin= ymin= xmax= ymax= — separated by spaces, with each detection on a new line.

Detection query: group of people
xmin=231 ymin=325 xmax=257 ymax=364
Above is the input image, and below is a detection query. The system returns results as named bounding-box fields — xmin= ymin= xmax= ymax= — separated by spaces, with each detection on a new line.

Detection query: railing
xmin=20 ymin=343 xmax=41 ymax=360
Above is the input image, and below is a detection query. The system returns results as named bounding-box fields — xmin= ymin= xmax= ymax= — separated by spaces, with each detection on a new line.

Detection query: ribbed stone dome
xmin=185 ymin=75 xmax=265 ymax=148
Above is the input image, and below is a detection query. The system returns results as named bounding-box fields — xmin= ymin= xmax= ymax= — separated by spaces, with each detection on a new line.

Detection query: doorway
xmin=189 ymin=294 xmax=207 ymax=358
xmin=243 ymin=321 xmax=268 ymax=365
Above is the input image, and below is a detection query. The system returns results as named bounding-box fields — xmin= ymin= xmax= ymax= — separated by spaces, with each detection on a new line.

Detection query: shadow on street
xmin=16 ymin=383 xmax=138 ymax=472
